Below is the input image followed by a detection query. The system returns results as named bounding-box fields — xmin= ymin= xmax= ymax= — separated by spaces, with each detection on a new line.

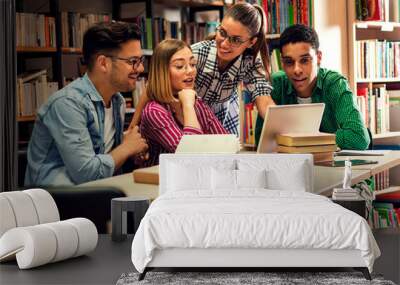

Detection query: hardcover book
xmin=276 ymin=132 xmax=336 ymax=147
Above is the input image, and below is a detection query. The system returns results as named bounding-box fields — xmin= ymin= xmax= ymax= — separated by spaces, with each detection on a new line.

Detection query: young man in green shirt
xmin=255 ymin=24 xmax=370 ymax=150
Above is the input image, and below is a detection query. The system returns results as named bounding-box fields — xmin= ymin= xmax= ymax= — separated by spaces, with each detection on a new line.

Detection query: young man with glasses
xmin=255 ymin=24 xmax=370 ymax=150
xmin=25 ymin=22 xmax=148 ymax=187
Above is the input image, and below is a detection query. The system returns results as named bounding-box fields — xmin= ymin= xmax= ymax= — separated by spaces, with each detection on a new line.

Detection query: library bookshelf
xmin=347 ymin=19 xmax=400 ymax=92
xmin=347 ymin=0 xmax=400 ymax=140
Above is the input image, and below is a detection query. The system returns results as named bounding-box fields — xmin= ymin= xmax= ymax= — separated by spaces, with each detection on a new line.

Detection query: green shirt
xmin=255 ymin=68 xmax=370 ymax=150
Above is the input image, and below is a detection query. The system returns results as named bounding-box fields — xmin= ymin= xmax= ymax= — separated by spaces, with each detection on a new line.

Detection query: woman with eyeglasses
xmin=191 ymin=2 xmax=274 ymax=135
xmin=139 ymin=39 xmax=227 ymax=166
xmin=130 ymin=3 xmax=274 ymax=136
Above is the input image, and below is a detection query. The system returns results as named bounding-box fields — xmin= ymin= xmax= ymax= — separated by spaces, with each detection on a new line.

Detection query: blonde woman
xmin=140 ymin=39 xmax=227 ymax=166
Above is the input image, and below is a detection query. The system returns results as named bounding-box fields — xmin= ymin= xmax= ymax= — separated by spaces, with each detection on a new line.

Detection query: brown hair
xmin=147 ymin=39 xmax=191 ymax=103
xmin=224 ymin=3 xmax=270 ymax=79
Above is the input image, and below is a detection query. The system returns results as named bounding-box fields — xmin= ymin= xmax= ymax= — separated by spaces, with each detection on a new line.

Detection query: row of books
xmin=16 ymin=13 xmax=56 ymax=48
xmin=356 ymin=83 xmax=393 ymax=135
xmin=61 ymin=12 xmax=111 ymax=48
xmin=16 ymin=70 xmax=58 ymax=117
xmin=374 ymin=169 xmax=390 ymax=191
xmin=262 ymin=0 xmax=312 ymax=34
xmin=183 ymin=22 xmax=219 ymax=45
xmin=355 ymin=0 xmax=400 ymax=22
xmin=370 ymin=202 xmax=400 ymax=229
xmin=356 ymin=40 xmax=400 ymax=80
xmin=130 ymin=16 xmax=218 ymax=49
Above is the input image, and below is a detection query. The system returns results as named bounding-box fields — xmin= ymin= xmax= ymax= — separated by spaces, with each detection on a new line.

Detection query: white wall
xmin=313 ymin=0 xmax=349 ymax=77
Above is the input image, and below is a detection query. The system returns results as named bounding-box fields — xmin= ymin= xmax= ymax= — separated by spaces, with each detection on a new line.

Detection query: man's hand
xmin=110 ymin=126 xmax=148 ymax=172
xmin=123 ymin=126 xmax=148 ymax=156
xmin=178 ymin=89 xmax=196 ymax=108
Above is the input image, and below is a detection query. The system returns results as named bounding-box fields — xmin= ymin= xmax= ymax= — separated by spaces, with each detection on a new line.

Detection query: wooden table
xmin=79 ymin=151 xmax=400 ymax=198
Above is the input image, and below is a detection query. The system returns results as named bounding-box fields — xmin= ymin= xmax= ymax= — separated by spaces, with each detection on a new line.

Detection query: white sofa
xmin=0 ymin=189 xmax=98 ymax=269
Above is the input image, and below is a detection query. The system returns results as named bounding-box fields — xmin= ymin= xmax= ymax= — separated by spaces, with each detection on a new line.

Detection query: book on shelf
xmin=17 ymin=69 xmax=47 ymax=83
xmin=356 ymin=83 xmax=391 ymax=135
xmin=17 ymin=70 xmax=58 ymax=116
xmin=61 ymin=12 xmax=111 ymax=48
xmin=16 ymin=13 xmax=56 ymax=48
xmin=355 ymin=0 xmax=395 ymax=21
xmin=132 ymin=165 xmax=159 ymax=185
xmin=371 ymin=201 xmax=400 ymax=229
xmin=387 ymin=84 xmax=400 ymax=131
xmin=265 ymin=0 xmax=312 ymax=34
xmin=374 ymin=169 xmax=390 ymax=191
xmin=124 ymin=15 xmax=217 ymax=49
xmin=276 ymin=132 xmax=336 ymax=147
xmin=355 ymin=40 xmax=400 ymax=80
xmin=276 ymin=144 xmax=337 ymax=154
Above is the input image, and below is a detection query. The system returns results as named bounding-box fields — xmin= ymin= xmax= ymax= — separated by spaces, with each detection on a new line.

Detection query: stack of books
xmin=276 ymin=132 xmax=337 ymax=163
xmin=332 ymin=188 xmax=363 ymax=201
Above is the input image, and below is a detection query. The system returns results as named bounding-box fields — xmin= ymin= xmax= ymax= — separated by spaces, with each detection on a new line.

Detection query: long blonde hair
xmin=147 ymin=39 xmax=191 ymax=103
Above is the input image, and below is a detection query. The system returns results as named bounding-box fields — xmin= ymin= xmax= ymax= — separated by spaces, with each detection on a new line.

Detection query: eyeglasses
xmin=170 ymin=61 xmax=197 ymax=73
xmin=216 ymin=26 xmax=252 ymax=47
xmin=106 ymin=55 xmax=145 ymax=69
xmin=281 ymin=56 xmax=313 ymax=68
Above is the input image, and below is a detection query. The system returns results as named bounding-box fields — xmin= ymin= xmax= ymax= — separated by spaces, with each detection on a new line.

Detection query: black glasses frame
xmin=216 ymin=26 xmax=252 ymax=47
xmin=105 ymin=55 xmax=146 ymax=69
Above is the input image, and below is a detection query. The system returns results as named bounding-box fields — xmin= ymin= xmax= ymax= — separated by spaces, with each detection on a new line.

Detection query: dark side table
xmin=111 ymin=197 xmax=150 ymax=242
xmin=332 ymin=199 xmax=367 ymax=218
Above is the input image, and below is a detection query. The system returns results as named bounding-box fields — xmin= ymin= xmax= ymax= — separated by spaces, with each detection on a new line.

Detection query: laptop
xmin=257 ymin=103 xmax=325 ymax=153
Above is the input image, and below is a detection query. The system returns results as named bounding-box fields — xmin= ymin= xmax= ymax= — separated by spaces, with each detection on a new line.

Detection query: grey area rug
xmin=116 ymin=271 xmax=396 ymax=285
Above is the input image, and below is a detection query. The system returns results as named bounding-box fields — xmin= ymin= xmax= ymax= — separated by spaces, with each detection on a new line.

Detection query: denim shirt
xmin=25 ymin=73 xmax=125 ymax=186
